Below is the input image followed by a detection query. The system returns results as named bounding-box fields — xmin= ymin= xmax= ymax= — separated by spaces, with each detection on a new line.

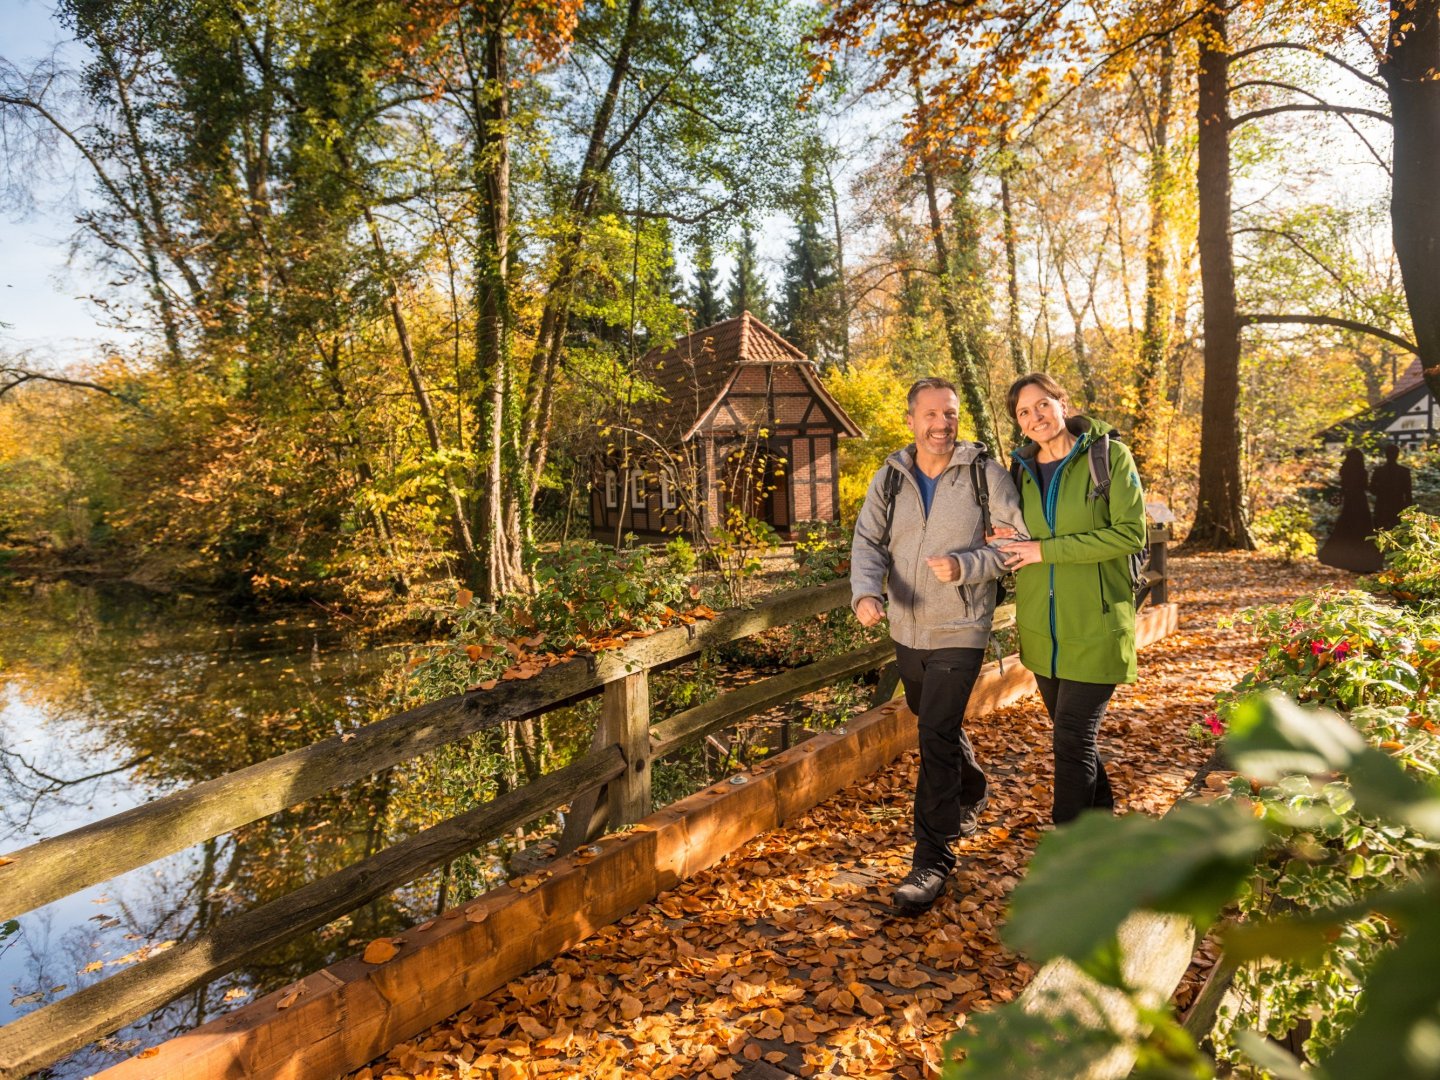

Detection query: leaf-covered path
xmin=351 ymin=553 xmax=1350 ymax=1080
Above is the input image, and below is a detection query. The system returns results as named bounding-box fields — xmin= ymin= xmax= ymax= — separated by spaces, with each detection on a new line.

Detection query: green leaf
xmin=1003 ymin=802 xmax=1271 ymax=977
xmin=1322 ymin=881 xmax=1440 ymax=1079
xmin=1234 ymin=1030 xmax=1321 ymax=1079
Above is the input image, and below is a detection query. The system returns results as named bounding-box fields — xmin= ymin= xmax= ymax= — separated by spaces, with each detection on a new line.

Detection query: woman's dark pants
xmin=893 ymin=643 xmax=988 ymax=873
xmin=1034 ymin=673 xmax=1116 ymax=824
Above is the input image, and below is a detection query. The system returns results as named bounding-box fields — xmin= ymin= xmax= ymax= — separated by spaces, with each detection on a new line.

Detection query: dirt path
xmin=350 ymin=553 xmax=1351 ymax=1080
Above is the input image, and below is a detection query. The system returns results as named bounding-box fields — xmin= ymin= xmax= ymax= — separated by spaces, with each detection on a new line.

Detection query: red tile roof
xmin=635 ymin=312 xmax=858 ymax=442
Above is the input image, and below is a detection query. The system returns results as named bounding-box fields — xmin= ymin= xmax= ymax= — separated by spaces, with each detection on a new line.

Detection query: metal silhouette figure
xmin=1317 ymin=448 xmax=1383 ymax=573
xmin=1370 ymin=443 xmax=1414 ymax=532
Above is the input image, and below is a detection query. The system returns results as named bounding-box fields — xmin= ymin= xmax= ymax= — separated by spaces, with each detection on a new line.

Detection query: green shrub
xmin=1251 ymin=503 xmax=1319 ymax=563
xmin=1369 ymin=506 xmax=1440 ymax=606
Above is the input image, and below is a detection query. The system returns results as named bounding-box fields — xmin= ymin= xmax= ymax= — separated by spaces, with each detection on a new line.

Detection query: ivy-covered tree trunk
xmin=1000 ymin=158 xmax=1027 ymax=381
xmin=913 ymin=78 xmax=997 ymax=444
xmin=470 ymin=17 xmax=524 ymax=599
xmin=1132 ymin=39 xmax=1175 ymax=479
xmin=1189 ymin=8 xmax=1254 ymax=550
xmin=1382 ymin=0 xmax=1440 ymax=403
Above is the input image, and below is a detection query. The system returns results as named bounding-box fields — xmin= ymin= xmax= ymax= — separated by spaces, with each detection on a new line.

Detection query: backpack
xmin=876 ymin=452 xmax=1011 ymax=606
xmin=1010 ymin=433 xmax=1149 ymax=598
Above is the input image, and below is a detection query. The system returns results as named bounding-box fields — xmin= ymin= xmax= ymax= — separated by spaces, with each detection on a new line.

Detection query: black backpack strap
xmin=970 ymin=452 xmax=993 ymax=536
xmin=877 ymin=465 xmax=904 ymax=554
xmin=1086 ymin=433 xmax=1112 ymax=501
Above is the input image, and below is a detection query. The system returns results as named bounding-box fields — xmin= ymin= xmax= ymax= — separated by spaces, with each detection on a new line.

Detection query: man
xmin=850 ymin=378 xmax=1025 ymax=914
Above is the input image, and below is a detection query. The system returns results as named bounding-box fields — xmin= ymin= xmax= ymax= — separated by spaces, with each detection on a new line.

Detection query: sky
xmin=0 ymin=0 xmax=131 ymax=364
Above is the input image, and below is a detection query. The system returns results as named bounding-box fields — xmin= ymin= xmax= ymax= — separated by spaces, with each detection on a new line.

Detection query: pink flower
xmin=1203 ymin=713 xmax=1225 ymax=736
xmin=1310 ymin=641 xmax=1326 ymax=656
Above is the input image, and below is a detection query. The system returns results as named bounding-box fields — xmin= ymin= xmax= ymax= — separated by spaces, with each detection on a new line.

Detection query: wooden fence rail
xmin=0 ymin=530 xmax=1171 ymax=1080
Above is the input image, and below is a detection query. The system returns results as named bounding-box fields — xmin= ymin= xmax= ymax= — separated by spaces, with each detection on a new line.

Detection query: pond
xmin=0 ymin=580 xmax=419 ymax=1077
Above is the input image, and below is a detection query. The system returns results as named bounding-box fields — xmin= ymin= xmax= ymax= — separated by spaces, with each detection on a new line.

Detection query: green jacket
xmin=1011 ymin=417 xmax=1147 ymax=684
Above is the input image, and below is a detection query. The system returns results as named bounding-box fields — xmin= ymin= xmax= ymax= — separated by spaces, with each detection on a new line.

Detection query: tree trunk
xmin=913 ymin=77 xmax=998 ymax=444
xmin=1188 ymin=8 xmax=1254 ymax=550
xmin=822 ymin=155 xmax=851 ymax=372
xmin=468 ymin=14 xmax=525 ymax=599
xmin=1000 ymin=159 xmax=1027 ymax=380
xmin=362 ymin=204 xmax=480 ymax=575
xmin=1132 ymin=39 xmax=1175 ymax=477
xmin=1382 ymin=0 xmax=1440 ymax=402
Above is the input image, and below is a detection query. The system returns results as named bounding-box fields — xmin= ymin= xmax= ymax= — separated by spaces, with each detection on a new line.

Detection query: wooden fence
xmin=0 ymin=527 xmax=1172 ymax=1079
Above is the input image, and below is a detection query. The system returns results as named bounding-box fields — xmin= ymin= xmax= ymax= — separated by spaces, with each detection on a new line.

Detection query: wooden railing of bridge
xmin=0 ymin=527 xmax=1172 ymax=1080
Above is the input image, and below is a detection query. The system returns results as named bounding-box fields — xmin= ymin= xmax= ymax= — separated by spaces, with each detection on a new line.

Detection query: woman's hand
xmin=987 ymin=526 xmax=1019 ymax=542
xmin=1002 ymin=539 xmax=1043 ymax=570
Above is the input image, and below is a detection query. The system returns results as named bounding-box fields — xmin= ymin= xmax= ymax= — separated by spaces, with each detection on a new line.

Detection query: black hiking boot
xmin=958 ymin=793 xmax=990 ymax=837
xmin=892 ymin=865 xmax=949 ymax=914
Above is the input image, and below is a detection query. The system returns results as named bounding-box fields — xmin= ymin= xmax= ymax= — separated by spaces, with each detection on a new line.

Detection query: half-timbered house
xmin=591 ymin=313 xmax=862 ymax=540
xmin=1318 ymin=358 xmax=1439 ymax=451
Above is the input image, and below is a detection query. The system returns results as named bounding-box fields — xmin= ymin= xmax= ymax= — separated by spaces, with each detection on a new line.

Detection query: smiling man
xmin=849 ymin=378 xmax=1026 ymax=914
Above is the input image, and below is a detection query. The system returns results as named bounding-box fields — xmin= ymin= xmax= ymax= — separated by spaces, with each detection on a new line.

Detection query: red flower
xmin=1310 ymin=640 xmax=1326 ymax=656
xmin=1332 ymin=641 xmax=1352 ymax=661
xmin=1203 ymin=713 xmax=1225 ymax=736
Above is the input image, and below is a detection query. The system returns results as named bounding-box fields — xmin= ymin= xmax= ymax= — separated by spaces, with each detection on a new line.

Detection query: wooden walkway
xmin=344 ymin=553 xmax=1347 ymax=1080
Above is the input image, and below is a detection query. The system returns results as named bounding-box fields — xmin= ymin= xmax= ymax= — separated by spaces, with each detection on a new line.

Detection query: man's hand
xmin=987 ymin=525 xmax=1019 ymax=542
xmin=925 ymin=554 xmax=961 ymax=583
xmin=1002 ymin=539 xmax=1044 ymax=570
xmin=855 ymin=596 xmax=887 ymax=627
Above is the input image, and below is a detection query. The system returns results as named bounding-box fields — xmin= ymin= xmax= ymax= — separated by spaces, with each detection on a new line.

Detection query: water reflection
xmin=0 ymin=581 xmax=409 ymax=1076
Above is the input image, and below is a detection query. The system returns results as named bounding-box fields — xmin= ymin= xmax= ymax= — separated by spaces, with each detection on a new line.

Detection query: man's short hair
xmin=907 ymin=377 xmax=958 ymax=412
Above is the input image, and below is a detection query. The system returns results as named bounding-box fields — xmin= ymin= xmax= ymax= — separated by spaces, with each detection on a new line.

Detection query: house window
xmin=604 ymin=469 xmax=618 ymax=509
xmin=631 ymin=469 xmax=646 ymax=506
xmin=660 ymin=471 xmax=678 ymax=510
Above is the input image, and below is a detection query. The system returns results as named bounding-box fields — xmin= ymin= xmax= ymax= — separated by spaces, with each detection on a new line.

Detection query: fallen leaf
xmin=276 ymin=987 xmax=303 ymax=1010
xmin=363 ymin=939 xmax=400 ymax=965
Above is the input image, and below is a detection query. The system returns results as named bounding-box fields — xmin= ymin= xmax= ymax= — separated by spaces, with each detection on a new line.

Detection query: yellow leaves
xmin=276 ymin=986 xmax=304 ymax=1010
xmin=617 ymin=994 xmax=643 ymax=1020
xmin=82 ymin=961 xmax=104 ymax=974
xmin=0 ymin=856 xmax=13 ymax=867
xmin=362 ymin=938 xmax=401 ymax=965
xmin=465 ymin=906 xmax=490 ymax=924
xmin=137 ymin=1047 xmax=160 ymax=1059
xmin=455 ymin=588 xmax=474 ymax=608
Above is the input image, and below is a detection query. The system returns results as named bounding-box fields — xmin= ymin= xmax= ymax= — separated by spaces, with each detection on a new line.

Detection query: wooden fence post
xmin=1149 ymin=525 xmax=1170 ymax=606
xmin=604 ymin=670 xmax=651 ymax=826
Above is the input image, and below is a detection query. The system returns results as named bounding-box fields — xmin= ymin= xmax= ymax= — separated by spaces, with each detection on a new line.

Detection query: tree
xmin=727 ymin=224 xmax=772 ymax=321
xmin=778 ymin=145 xmax=844 ymax=365
xmin=1381 ymin=0 xmax=1440 ymax=403
xmin=689 ymin=230 xmax=724 ymax=327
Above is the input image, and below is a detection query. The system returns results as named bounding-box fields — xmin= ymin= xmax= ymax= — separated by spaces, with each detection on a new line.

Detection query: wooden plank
xmin=0 ymin=579 xmax=853 ymax=922
xmin=603 ymin=671 xmax=651 ymax=825
xmin=0 ymin=748 xmax=626 ymax=1080
xmin=648 ymin=638 xmax=895 ymax=759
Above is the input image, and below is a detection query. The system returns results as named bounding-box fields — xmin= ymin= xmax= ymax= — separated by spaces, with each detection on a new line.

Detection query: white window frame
xmin=660 ymin=470 xmax=678 ymax=510
xmin=604 ymin=469 xmax=618 ymax=509
xmin=630 ymin=469 xmax=646 ymax=506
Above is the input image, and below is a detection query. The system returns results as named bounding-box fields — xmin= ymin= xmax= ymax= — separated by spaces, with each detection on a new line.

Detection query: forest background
xmin=0 ymin=0 xmax=1434 ymax=626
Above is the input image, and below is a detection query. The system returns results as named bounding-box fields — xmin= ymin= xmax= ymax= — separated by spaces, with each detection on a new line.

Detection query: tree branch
xmin=1237 ymin=313 xmax=1417 ymax=353
xmin=1228 ymin=41 xmax=1388 ymax=92
xmin=1229 ymin=102 xmax=1391 ymax=128
xmin=0 ymin=368 xmax=138 ymax=404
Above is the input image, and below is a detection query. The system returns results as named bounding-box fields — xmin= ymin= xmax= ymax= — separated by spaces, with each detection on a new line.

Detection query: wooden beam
xmin=95 ymin=602 xmax=1180 ymax=1080
xmin=649 ymin=638 xmax=895 ymax=759
xmin=0 ymin=580 xmax=853 ymax=921
xmin=0 ymin=748 xmax=626 ymax=1080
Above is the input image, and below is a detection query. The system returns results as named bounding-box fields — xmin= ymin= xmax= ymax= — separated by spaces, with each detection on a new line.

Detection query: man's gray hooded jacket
xmin=850 ymin=442 xmax=1027 ymax=651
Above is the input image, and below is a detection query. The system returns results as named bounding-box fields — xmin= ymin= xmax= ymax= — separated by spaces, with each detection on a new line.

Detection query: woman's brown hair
xmin=1006 ymin=372 xmax=1071 ymax=420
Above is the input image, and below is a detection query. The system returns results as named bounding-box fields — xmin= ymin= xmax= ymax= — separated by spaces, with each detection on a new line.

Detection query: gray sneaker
xmin=958 ymin=793 xmax=990 ymax=837
xmin=893 ymin=865 xmax=949 ymax=911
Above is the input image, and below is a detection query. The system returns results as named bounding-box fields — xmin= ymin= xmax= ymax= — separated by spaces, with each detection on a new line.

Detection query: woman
xmin=994 ymin=373 xmax=1148 ymax=825
xmin=1317 ymin=448 xmax=1383 ymax=573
